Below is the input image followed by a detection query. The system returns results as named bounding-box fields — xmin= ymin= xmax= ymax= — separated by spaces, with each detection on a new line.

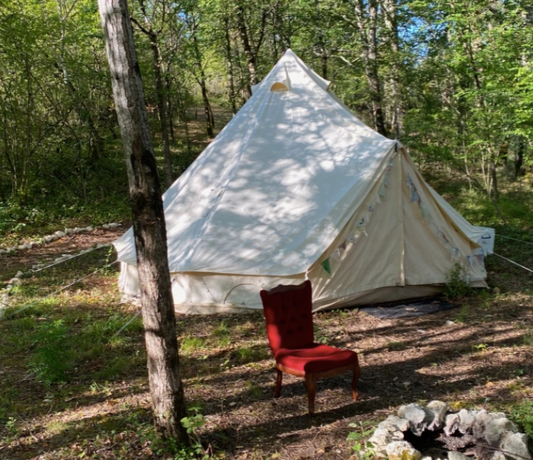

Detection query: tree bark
xmin=97 ymin=0 xmax=188 ymax=444
xmin=224 ymin=17 xmax=237 ymax=115
xmin=130 ymin=8 xmax=173 ymax=188
xmin=382 ymin=0 xmax=401 ymax=138
xmin=191 ymin=30 xmax=214 ymax=137
xmin=354 ymin=0 xmax=388 ymax=137
xmin=315 ymin=0 xmax=328 ymax=80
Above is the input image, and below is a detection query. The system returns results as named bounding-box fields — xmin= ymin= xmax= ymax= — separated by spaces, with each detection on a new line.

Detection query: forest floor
xmin=1 ymin=226 xmax=532 ymax=460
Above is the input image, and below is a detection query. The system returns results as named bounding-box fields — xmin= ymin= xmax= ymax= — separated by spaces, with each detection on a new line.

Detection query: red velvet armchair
xmin=260 ymin=280 xmax=360 ymax=414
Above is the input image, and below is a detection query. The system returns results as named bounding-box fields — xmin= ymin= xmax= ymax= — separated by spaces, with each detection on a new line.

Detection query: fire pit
xmin=368 ymin=401 xmax=532 ymax=460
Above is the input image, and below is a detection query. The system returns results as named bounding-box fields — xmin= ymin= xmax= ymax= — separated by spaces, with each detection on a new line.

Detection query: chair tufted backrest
xmin=260 ymin=280 xmax=314 ymax=354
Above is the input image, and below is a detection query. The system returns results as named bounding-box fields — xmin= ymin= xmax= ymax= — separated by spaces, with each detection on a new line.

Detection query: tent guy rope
xmin=491 ymin=252 xmax=533 ymax=274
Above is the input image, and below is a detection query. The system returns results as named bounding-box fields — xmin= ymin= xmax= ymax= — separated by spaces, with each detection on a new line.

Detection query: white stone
xmin=102 ymin=224 xmax=109 ymax=229
xmin=458 ymin=409 xmax=477 ymax=434
xmin=108 ymin=223 xmax=120 ymax=228
xmin=485 ymin=418 xmax=518 ymax=446
xmin=54 ymin=231 xmax=66 ymax=238
xmin=444 ymin=413 xmax=460 ymax=436
xmin=86 ymin=226 xmax=93 ymax=231
xmin=499 ymin=432 xmax=531 ymax=460
xmin=9 ymin=278 xmax=22 ymax=286
xmin=369 ymin=427 xmax=393 ymax=455
xmin=386 ymin=441 xmax=422 ymax=460
xmin=448 ymin=451 xmax=470 ymax=460
xmin=398 ymin=404 xmax=431 ymax=435
xmin=426 ymin=400 xmax=449 ymax=431
xmin=491 ymin=452 xmax=506 ymax=460
xmin=15 ymin=271 xmax=24 ymax=278
xmin=380 ymin=415 xmax=411 ymax=433
xmin=0 ymin=250 xmax=5 ymax=255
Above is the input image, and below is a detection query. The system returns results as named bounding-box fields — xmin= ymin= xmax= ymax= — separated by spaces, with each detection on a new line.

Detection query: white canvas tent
xmin=113 ymin=49 xmax=495 ymax=314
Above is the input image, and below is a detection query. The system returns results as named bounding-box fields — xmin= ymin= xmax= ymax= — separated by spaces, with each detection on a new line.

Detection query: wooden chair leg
xmin=274 ymin=369 xmax=282 ymax=398
xmin=351 ymin=364 xmax=361 ymax=401
xmin=305 ymin=374 xmax=317 ymax=415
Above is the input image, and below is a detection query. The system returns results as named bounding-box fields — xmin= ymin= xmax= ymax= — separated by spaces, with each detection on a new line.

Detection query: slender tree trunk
xmin=191 ymin=31 xmax=214 ymax=137
xmin=382 ymin=0 xmax=401 ymax=138
xmin=98 ymin=0 xmax=188 ymax=444
xmin=149 ymin=35 xmax=173 ymax=188
xmin=165 ymin=71 xmax=176 ymax=142
xmin=224 ymin=17 xmax=237 ymax=115
xmin=315 ymin=0 xmax=328 ymax=80
xmin=236 ymin=6 xmax=257 ymax=96
xmin=130 ymin=12 xmax=173 ymax=188
xmin=354 ymin=0 xmax=387 ymax=136
xmin=515 ymin=140 xmax=525 ymax=180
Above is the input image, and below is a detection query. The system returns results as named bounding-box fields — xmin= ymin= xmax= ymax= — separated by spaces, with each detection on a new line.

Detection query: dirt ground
xmin=0 ymin=229 xmax=532 ymax=460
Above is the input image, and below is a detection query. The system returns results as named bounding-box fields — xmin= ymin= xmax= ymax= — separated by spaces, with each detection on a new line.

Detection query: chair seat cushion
xmin=275 ymin=343 xmax=358 ymax=374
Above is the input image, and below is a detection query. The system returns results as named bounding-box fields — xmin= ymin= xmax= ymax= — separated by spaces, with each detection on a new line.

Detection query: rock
xmin=369 ymin=427 xmax=393 ymax=455
xmin=426 ymin=401 xmax=449 ymax=430
xmin=398 ymin=404 xmax=431 ymax=436
xmin=0 ymin=249 xmax=5 ymax=255
xmin=386 ymin=441 xmax=422 ymax=460
xmin=458 ymin=409 xmax=477 ymax=434
xmin=108 ymin=223 xmax=120 ymax=228
xmin=379 ymin=415 xmax=411 ymax=433
xmin=485 ymin=418 xmax=518 ymax=446
xmin=444 ymin=413 xmax=460 ymax=436
xmin=86 ymin=226 xmax=93 ymax=232
xmin=54 ymin=231 xmax=66 ymax=238
xmin=499 ymin=432 xmax=531 ymax=460
xmin=448 ymin=452 xmax=470 ymax=460
xmin=15 ymin=271 xmax=24 ymax=278
xmin=102 ymin=224 xmax=109 ymax=229
xmin=43 ymin=235 xmax=54 ymax=243
xmin=9 ymin=278 xmax=22 ymax=286
xmin=491 ymin=452 xmax=506 ymax=460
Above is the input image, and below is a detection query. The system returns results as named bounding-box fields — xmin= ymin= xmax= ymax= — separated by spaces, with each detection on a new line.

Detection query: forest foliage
xmin=0 ymin=0 xmax=532 ymax=236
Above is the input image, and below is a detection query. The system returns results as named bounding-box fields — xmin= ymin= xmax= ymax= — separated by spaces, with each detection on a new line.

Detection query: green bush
xmin=444 ymin=263 xmax=473 ymax=300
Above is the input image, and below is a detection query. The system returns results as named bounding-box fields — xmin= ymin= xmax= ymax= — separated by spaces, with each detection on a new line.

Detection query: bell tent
xmin=113 ymin=49 xmax=495 ymax=314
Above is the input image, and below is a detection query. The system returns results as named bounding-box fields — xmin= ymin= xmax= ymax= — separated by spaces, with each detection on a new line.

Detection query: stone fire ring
xmin=368 ymin=401 xmax=532 ymax=460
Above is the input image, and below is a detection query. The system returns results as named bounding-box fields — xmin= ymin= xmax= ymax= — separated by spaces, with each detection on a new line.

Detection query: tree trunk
xmin=382 ymin=0 xmax=401 ymax=138
xmin=315 ymin=0 xmax=328 ymax=80
xmin=354 ymin=0 xmax=387 ymax=137
xmin=130 ymin=12 xmax=173 ymax=188
xmin=236 ymin=6 xmax=257 ymax=96
xmin=97 ymin=0 xmax=189 ymax=444
xmin=149 ymin=34 xmax=173 ymax=188
xmin=190 ymin=28 xmax=214 ymax=137
xmin=224 ymin=17 xmax=237 ymax=115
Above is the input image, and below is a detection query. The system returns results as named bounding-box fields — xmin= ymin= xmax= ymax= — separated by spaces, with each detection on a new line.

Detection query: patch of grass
xmin=244 ymin=380 xmax=264 ymax=399
xmin=29 ymin=319 xmax=76 ymax=384
xmin=510 ymin=401 xmax=533 ymax=440
xmin=454 ymin=305 xmax=471 ymax=323
xmin=522 ymin=329 xmax=533 ymax=346
xmin=180 ymin=336 xmax=207 ymax=353
xmin=234 ymin=346 xmax=267 ymax=365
